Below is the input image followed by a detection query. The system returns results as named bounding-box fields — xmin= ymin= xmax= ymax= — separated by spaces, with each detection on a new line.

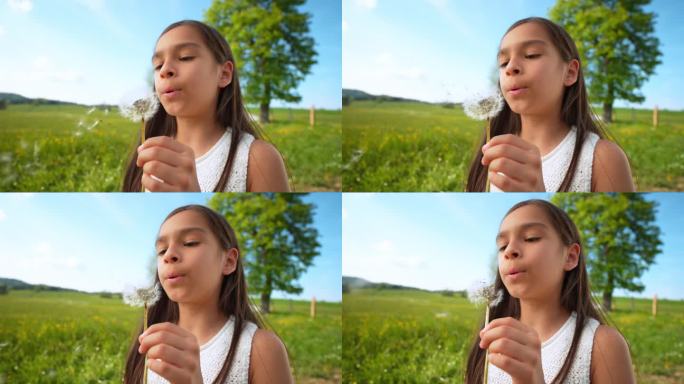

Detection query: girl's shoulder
xmin=591 ymin=139 xmax=635 ymax=191
xmin=248 ymin=329 xmax=292 ymax=383
xmin=590 ymin=325 xmax=635 ymax=383
xmin=246 ymin=140 xmax=290 ymax=192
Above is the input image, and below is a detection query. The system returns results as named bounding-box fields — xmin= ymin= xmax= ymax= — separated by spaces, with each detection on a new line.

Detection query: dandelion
xmin=468 ymin=280 xmax=504 ymax=384
xmin=119 ymin=86 xmax=159 ymax=145
xmin=123 ymin=282 xmax=161 ymax=384
xmin=463 ymin=89 xmax=504 ymax=192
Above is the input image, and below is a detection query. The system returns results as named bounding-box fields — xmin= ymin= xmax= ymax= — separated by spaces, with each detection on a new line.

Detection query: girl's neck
xmin=175 ymin=115 xmax=226 ymax=159
xmin=177 ymin=301 xmax=229 ymax=346
xmin=519 ymin=113 xmax=571 ymax=157
xmin=519 ymin=298 xmax=571 ymax=343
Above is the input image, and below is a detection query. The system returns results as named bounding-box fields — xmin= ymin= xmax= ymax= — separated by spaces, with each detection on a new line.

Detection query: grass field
xmin=0 ymin=290 xmax=341 ymax=383
xmin=342 ymin=288 xmax=684 ymax=383
xmin=342 ymin=100 xmax=684 ymax=191
xmin=0 ymin=104 xmax=340 ymax=191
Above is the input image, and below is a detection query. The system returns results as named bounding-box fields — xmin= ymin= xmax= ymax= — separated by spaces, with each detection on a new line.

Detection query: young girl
xmin=466 ymin=17 xmax=635 ymax=192
xmin=123 ymin=205 xmax=293 ymax=384
xmin=122 ymin=20 xmax=290 ymax=192
xmin=465 ymin=199 xmax=635 ymax=383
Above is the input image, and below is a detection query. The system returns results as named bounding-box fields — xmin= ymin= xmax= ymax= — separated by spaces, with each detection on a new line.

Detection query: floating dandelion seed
xmin=463 ymin=89 xmax=504 ymax=192
xmin=468 ymin=280 xmax=504 ymax=384
xmin=123 ymin=282 xmax=161 ymax=384
xmin=86 ymin=107 xmax=96 ymax=115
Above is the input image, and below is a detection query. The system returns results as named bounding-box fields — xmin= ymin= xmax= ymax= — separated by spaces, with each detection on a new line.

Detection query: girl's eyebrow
xmin=496 ymin=222 xmax=548 ymax=243
xmin=498 ymin=39 xmax=547 ymax=58
xmin=152 ymin=42 xmax=201 ymax=62
xmin=156 ymin=227 xmax=207 ymax=246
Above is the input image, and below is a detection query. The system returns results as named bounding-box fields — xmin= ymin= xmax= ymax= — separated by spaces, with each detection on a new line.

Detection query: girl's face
xmin=496 ymin=205 xmax=579 ymax=301
xmin=498 ymin=22 xmax=578 ymax=117
xmin=155 ymin=210 xmax=236 ymax=304
xmin=152 ymin=25 xmax=232 ymax=118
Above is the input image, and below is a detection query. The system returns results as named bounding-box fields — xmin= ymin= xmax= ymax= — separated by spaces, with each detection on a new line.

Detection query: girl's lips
xmin=162 ymin=89 xmax=181 ymax=99
xmin=506 ymin=270 xmax=526 ymax=281
xmin=166 ymin=274 xmax=185 ymax=284
xmin=507 ymin=87 xmax=528 ymax=96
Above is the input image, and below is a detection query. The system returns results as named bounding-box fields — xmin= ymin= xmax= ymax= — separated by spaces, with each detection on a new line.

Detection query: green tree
xmin=550 ymin=0 xmax=662 ymax=123
xmin=552 ymin=193 xmax=662 ymax=311
xmin=205 ymin=0 xmax=317 ymax=123
xmin=209 ymin=193 xmax=320 ymax=313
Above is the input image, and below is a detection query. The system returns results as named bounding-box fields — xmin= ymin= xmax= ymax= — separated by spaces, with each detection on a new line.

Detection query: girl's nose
xmin=162 ymin=244 xmax=180 ymax=263
xmin=160 ymin=63 xmax=175 ymax=79
xmin=505 ymin=59 xmax=521 ymax=76
xmin=503 ymin=243 xmax=520 ymax=259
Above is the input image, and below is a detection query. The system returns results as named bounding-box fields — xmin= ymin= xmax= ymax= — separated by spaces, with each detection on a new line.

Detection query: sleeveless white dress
xmin=487 ymin=311 xmax=600 ymax=383
xmin=195 ymin=129 xmax=255 ymax=192
xmin=147 ymin=317 xmax=258 ymax=384
xmin=490 ymin=126 xmax=599 ymax=192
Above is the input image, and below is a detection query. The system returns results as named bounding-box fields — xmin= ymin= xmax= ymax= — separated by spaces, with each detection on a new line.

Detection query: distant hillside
xmin=343 ymin=275 xmax=430 ymax=292
xmin=0 ymin=277 xmax=84 ymax=293
xmin=342 ymin=88 xmax=426 ymax=104
xmin=0 ymin=92 xmax=98 ymax=107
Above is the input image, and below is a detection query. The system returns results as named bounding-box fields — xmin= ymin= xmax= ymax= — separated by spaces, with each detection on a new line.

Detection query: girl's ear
xmin=218 ymin=61 xmax=234 ymax=88
xmin=222 ymin=248 xmax=239 ymax=275
xmin=563 ymin=59 xmax=579 ymax=87
xmin=563 ymin=243 xmax=580 ymax=271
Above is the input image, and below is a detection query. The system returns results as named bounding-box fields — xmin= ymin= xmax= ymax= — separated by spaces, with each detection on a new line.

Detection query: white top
xmin=195 ymin=129 xmax=255 ymax=192
xmin=491 ymin=126 xmax=600 ymax=192
xmin=487 ymin=311 xmax=600 ymax=384
xmin=147 ymin=317 xmax=258 ymax=384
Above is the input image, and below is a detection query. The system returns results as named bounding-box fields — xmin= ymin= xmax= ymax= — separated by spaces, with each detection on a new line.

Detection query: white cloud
xmin=373 ymin=239 xmax=394 ymax=253
xmin=31 ymin=56 xmax=84 ymax=83
xmin=0 ymin=209 xmax=6 ymax=221
xmin=7 ymin=0 xmax=33 ymax=12
xmin=342 ymin=20 xmax=348 ymax=33
xmin=353 ymin=0 xmax=377 ymax=10
xmin=0 ymin=25 xmax=5 ymax=38
xmin=424 ymin=0 xmax=448 ymax=10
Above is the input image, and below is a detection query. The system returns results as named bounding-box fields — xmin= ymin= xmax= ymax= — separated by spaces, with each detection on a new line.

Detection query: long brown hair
xmin=465 ymin=199 xmax=608 ymax=383
xmin=466 ymin=17 xmax=613 ymax=192
xmin=123 ymin=204 xmax=266 ymax=384
xmin=122 ymin=20 xmax=263 ymax=192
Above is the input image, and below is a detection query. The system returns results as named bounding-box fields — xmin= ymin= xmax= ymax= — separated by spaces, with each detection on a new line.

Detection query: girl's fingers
xmin=142 ymin=161 xmax=182 ymax=189
xmin=486 ymin=337 xmax=539 ymax=366
xmin=482 ymin=143 xmax=530 ymax=166
xmin=488 ymin=171 xmax=528 ymax=192
xmin=137 ymin=145 xmax=183 ymax=168
xmin=142 ymin=322 xmax=196 ymax=343
xmin=147 ymin=357 xmax=192 ymax=383
xmin=479 ymin=324 xmax=531 ymax=350
xmin=484 ymin=134 xmax=535 ymax=152
xmin=488 ymin=351 xmax=537 ymax=381
xmin=139 ymin=330 xmax=189 ymax=354
xmin=139 ymin=136 xmax=191 ymax=155
xmin=146 ymin=343 xmax=194 ymax=370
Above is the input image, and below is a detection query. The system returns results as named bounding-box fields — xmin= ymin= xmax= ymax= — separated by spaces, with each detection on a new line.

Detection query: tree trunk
xmin=259 ymin=102 xmax=270 ymax=124
xmin=602 ymin=101 xmax=613 ymax=123
xmin=260 ymin=291 xmax=271 ymax=314
xmin=602 ymin=290 xmax=613 ymax=312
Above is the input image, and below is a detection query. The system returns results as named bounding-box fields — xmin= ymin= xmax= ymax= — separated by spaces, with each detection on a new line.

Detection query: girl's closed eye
xmin=184 ymin=240 xmax=200 ymax=247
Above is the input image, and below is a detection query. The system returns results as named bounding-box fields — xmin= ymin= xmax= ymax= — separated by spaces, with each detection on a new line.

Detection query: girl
xmin=466 ymin=17 xmax=635 ymax=192
xmin=123 ymin=205 xmax=293 ymax=384
xmin=465 ymin=199 xmax=635 ymax=383
xmin=122 ymin=20 xmax=290 ymax=192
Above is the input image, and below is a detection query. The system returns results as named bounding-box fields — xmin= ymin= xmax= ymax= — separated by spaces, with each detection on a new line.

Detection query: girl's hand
xmin=137 ymin=136 xmax=201 ymax=192
xmin=479 ymin=317 xmax=545 ymax=384
xmin=481 ymin=134 xmax=545 ymax=192
xmin=138 ymin=322 xmax=203 ymax=384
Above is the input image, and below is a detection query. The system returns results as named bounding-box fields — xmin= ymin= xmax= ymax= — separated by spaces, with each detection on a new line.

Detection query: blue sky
xmin=0 ymin=0 xmax=341 ymax=109
xmin=342 ymin=193 xmax=684 ymax=300
xmin=0 ymin=192 xmax=342 ymax=302
xmin=343 ymin=0 xmax=684 ymax=110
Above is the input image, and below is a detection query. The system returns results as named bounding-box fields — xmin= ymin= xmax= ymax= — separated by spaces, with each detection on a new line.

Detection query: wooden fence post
xmin=310 ymin=296 xmax=317 ymax=319
xmin=653 ymin=105 xmax=659 ymax=128
xmin=309 ymin=105 xmax=315 ymax=127
xmin=652 ymin=294 xmax=657 ymax=318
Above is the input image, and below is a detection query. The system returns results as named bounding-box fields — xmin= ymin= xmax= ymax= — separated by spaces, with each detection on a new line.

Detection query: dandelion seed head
xmin=118 ymin=87 xmax=159 ymax=122
xmin=463 ymin=89 xmax=504 ymax=121
xmin=467 ymin=280 xmax=503 ymax=307
xmin=123 ymin=282 xmax=161 ymax=307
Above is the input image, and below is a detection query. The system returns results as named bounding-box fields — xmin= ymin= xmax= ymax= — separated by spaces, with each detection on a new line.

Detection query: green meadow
xmin=0 ymin=104 xmax=340 ymax=192
xmin=342 ymin=100 xmax=684 ymax=191
xmin=0 ymin=290 xmax=341 ymax=383
xmin=343 ymin=288 xmax=684 ymax=384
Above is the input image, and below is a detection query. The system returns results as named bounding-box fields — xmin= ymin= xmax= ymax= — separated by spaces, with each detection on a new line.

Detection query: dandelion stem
xmin=483 ymin=305 xmax=490 ymax=384
xmin=140 ymin=118 xmax=145 ymax=192
xmin=485 ymin=119 xmax=491 ymax=192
